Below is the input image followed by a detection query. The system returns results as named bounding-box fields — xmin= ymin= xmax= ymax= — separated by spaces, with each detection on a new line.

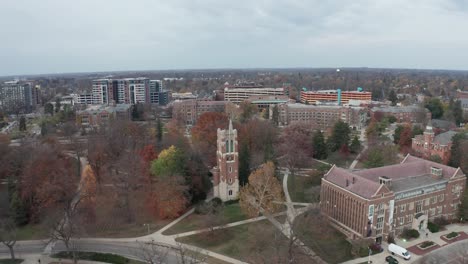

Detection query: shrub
xmin=52 ymin=252 xmax=129 ymax=264
xmin=427 ymin=222 xmax=440 ymax=233
xmin=433 ymin=216 xmax=450 ymax=227
xmin=420 ymin=241 xmax=435 ymax=248
xmin=369 ymin=243 xmax=383 ymax=254
xmin=401 ymin=228 xmax=420 ymax=240
xmin=447 ymin=232 xmax=459 ymax=239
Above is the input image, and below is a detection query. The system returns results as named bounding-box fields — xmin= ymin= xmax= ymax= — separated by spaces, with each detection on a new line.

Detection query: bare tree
xmin=47 ymin=208 xmax=82 ymax=264
xmin=0 ymin=219 xmax=17 ymax=260
xmin=134 ymin=241 xmax=168 ymax=264
xmin=174 ymin=243 xmax=207 ymax=264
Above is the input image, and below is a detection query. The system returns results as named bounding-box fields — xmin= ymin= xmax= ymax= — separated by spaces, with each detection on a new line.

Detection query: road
xmin=0 ymin=240 xmax=182 ymax=264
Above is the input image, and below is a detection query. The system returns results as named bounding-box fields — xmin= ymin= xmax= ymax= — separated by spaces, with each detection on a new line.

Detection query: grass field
xmin=293 ymin=210 xmax=354 ymax=264
xmin=176 ymin=219 xmax=288 ymax=262
xmin=0 ymin=259 xmax=24 ymax=264
xmin=287 ymin=173 xmax=321 ymax=203
xmin=16 ymin=224 xmax=48 ymax=240
xmin=163 ymin=202 xmax=247 ymax=235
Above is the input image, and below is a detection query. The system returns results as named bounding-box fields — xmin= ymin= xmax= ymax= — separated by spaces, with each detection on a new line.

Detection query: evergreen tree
xmin=449 ymin=133 xmax=467 ymax=168
xmin=424 ymin=98 xmax=444 ymax=119
xmin=271 ymin=105 xmax=279 ymax=126
xmin=238 ymin=142 xmax=250 ymax=186
xmin=10 ymin=191 xmax=29 ymax=226
xmin=312 ymin=130 xmax=328 ymax=159
xmin=19 ymin=116 xmax=26 ymax=131
xmin=44 ymin=103 xmax=54 ymax=116
xmin=364 ymin=148 xmax=385 ymax=168
xmin=393 ymin=125 xmax=404 ymax=144
xmin=388 ymin=90 xmax=398 ymax=106
xmin=54 ymin=97 xmax=61 ymax=113
xmin=349 ymin=135 xmax=361 ymax=154
xmin=453 ymin=100 xmax=464 ymax=126
xmin=412 ymin=126 xmax=424 ymax=137
xmin=156 ymin=118 xmax=163 ymax=143
xmin=328 ymin=120 xmax=351 ymax=152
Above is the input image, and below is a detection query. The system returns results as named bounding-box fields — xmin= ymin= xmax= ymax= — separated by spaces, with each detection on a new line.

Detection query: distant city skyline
xmin=2 ymin=0 xmax=468 ymax=76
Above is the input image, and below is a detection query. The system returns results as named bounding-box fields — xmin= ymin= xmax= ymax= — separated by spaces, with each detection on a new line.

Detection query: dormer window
xmin=431 ymin=167 xmax=442 ymax=177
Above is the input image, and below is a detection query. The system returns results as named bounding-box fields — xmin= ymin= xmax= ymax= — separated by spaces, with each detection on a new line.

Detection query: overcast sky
xmin=2 ymin=0 xmax=468 ymax=76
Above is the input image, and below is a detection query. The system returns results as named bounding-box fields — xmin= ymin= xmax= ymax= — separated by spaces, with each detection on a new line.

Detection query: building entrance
xmin=419 ymin=220 xmax=424 ymax=230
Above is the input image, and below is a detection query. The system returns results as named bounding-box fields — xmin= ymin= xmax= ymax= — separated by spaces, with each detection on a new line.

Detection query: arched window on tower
xmin=229 ymin=190 xmax=233 ymax=196
xmin=230 ymin=140 xmax=234 ymax=153
xmin=226 ymin=140 xmax=230 ymax=152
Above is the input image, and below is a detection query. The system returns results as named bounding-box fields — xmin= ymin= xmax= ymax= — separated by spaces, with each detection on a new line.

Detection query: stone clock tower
xmin=212 ymin=120 xmax=239 ymax=201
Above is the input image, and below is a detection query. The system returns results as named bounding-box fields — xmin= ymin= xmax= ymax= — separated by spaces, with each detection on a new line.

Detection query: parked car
xmin=386 ymin=255 xmax=399 ymax=264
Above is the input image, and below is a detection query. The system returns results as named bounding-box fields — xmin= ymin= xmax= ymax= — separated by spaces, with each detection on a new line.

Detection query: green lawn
xmin=324 ymin=152 xmax=358 ymax=168
xmin=51 ymin=252 xmax=145 ymax=264
xmin=0 ymin=259 xmax=24 ymax=264
xmin=163 ymin=202 xmax=247 ymax=235
xmin=293 ymin=210 xmax=354 ymax=264
xmin=16 ymin=224 xmax=48 ymax=240
xmin=176 ymin=219 xmax=290 ymax=262
xmin=287 ymin=174 xmax=321 ymax=203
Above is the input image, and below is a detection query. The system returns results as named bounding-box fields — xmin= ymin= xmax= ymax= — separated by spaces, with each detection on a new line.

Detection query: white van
xmin=388 ymin=243 xmax=411 ymax=260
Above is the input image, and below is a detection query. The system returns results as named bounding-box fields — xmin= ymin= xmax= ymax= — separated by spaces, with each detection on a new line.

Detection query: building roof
xmin=78 ymin=104 xmax=131 ymax=114
xmin=431 ymin=119 xmax=456 ymax=130
xmin=434 ymin=131 xmax=458 ymax=145
xmin=370 ymin=105 xmax=427 ymax=113
xmin=286 ymin=103 xmax=364 ymax=110
xmin=323 ymin=155 xmax=464 ymax=199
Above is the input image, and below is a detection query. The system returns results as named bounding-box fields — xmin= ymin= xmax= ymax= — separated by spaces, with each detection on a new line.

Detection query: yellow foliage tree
xmin=239 ymin=161 xmax=284 ymax=217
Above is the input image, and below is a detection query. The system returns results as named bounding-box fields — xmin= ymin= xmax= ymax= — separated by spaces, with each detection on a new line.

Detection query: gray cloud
xmin=1 ymin=0 xmax=468 ymax=76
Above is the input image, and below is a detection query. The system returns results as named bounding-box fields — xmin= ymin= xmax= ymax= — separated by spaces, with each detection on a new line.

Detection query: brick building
xmin=172 ymin=99 xmax=232 ymax=125
xmin=277 ymin=103 xmax=367 ymax=131
xmin=411 ymin=122 xmax=457 ymax=164
xmin=211 ymin=120 xmax=239 ymax=201
xmin=76 ymin=104 xmax=131 ymax=127
xmin=370 ymin=106 xmax=429 ymax=123
xmin=320 ymin=155 xmax=466 ymax=243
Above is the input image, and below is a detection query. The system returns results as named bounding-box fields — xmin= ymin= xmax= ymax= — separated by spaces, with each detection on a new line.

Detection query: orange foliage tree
xmin=191 ymin=112 xmax=228 ymax=167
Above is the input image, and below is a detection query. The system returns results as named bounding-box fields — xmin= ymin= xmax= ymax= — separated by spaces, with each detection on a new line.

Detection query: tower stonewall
xmin=211 ymin=119 xmax=239 ymax=201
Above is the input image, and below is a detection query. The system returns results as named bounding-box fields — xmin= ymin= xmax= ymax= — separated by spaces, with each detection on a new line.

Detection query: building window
xmin=437 ymin=206 xmax=442 ymax=214
xmin=408 ymin=214 xmax=413 ymax=223
xmin=425 ymin=198 xmax=430 ymax=206
xmin=399 ymin=217 xmax=404 ymax=225
xmin=439 ymin=194 xmax=444 ymax=202
xmin=430 ymin=208 xmax=436 ymax=216
xmin=400 ymin=204 xmax=406 ymax=212
xmin=229 ymin=190 xmax=232 ymax=196
xmin=416 ymin=201 xmax=422 ymax=213
xmin=430 ymin=196 xmax=437 ymax=204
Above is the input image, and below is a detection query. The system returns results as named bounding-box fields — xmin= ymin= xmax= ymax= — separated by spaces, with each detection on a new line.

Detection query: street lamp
xmin=143 ymin=223 xmax=150 ymax=234
xmin=368 ymin=247 xmax=372 ymax=264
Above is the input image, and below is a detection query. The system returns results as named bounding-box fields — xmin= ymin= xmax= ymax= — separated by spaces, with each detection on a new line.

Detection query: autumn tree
xmin=151 ymin=146 xmax=185 ymax=177
xmin=191 ymin=112 xmax=228 ymax=167
xmin=239 ymin=162 xmax=284 ymax=217
xmin=398 ymin=124 xmax=413 ymax=153
xmin=239 ymin=101 xmax=257 ymax=123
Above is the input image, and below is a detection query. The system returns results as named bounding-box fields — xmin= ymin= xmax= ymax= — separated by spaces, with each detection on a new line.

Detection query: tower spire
xmin=229 ymin=118 xmax=233 ymax=134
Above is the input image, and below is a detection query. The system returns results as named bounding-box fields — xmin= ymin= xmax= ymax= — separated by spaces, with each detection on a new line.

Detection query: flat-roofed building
xmin=0 ymin=81 xmax=39 ymax=114
xmin=76 ymin=104 xmax=131 ymax=127
xmin=277 ymin=103 xmax=367 ymax=131
xmin=320 ymin=155 xmax=466 ymax=243
xmin=370 ymin=105 xmax=429 ymax=123
xmin=300 ymin=89 xmax=372 ymax=105
xmin=172 ymin=99 xmax=230 ymax=125
xmin=224 ymin=87 xmax=287 ymax=104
